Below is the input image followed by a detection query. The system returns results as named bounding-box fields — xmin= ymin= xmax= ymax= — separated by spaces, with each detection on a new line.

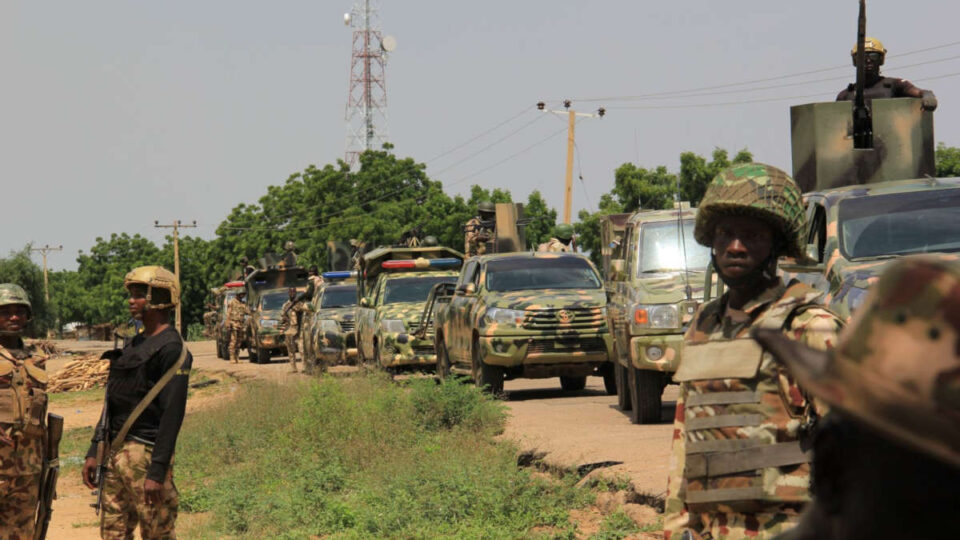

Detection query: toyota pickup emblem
xmin=556 ymin=310 xmax=574 ymax=323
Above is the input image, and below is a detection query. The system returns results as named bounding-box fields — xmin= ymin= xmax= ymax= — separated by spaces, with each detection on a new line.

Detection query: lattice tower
xmin=344 ymin=0 xmax=390 ymax=168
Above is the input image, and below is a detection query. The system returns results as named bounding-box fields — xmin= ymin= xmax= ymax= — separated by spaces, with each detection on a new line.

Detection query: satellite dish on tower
xmin=343 ymin=12 xmax=352 ymax=26
xmin=380 ymin=35 xmax=397 ymax=52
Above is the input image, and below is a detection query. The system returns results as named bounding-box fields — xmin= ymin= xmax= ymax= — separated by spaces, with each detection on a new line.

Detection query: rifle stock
xmin=34 ymin=413 xmax=64 ymax=540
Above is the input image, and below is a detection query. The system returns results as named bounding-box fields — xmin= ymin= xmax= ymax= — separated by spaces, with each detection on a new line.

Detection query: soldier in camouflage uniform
xmin=537 ymin=223 xmax=575 ymax=253
xmin=280 ymin=287 xmax=306 ymax=373
xmin=226 ymin=289 xmax=249 ymax=363
xmin=464 ymin=201 xmax=496 ymax=257
xmin=836 ymin=37 xmax=938 ymax=111
xmin=0 ymin=284 xmax=49 ymax=539
xmin=663 ymin=163 xmax=843 ymax=540
xmin=755 ymin=256 xmax=960 ymax=540
xmin=82 ymin=266 xmax=191 ymax=539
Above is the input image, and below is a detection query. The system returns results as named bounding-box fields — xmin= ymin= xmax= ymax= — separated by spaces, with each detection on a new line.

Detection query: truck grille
xmin=526 ymin=337 xmax=607 ymax=355
xmin=522 ymin=308 xmax=606 ymax=331
xmin=407 ymin=320 xmax=434 ymax=334
xmin=339 ymin=320 xmax=356 ymax=332
xmin=412 ymin=345 xmax=436 ymax=356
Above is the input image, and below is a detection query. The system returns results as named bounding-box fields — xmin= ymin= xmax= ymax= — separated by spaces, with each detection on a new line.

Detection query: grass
xmin=590 ymin=510 xmax=640 ymax=540
xmin=48 ymin=386 xmax=104 ymax=404
xmin=175 ymin=373 xmax=595 ymax=539
xmin=59 ymin=426 xmax=95 ymax=472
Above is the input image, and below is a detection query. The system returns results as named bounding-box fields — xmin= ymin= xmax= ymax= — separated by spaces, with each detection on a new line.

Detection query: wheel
xmin=559 ymin=375 xmax=587 ymax=391
xmin=628 ymin=365 xmax=663 ymax=424
xmin=257 ymin=347 xmax=271 ymax=364
xmin=602 ymin=366 xmax=617 ymax=396
xmin=215 ymin=340 xmax=223 ymax=359
xmin=616 ymin=362 xmax=632 ymax=412
xmin=373 ymin=340 xmax=382 ymax=369
xmin=475 ymin=341 xmax=503 ymax=395
xmin=436 ymin=338 xmax=451 ymax=380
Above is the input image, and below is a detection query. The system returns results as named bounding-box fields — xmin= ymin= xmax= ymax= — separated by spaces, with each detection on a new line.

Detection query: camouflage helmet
xmin=0 ymin=284 xmax=32 ymax=318
xmin=421 ymin=235 xmax=439 ymax=247
xmin=123 ymin=265 xmax=180 ymax=310
xmin=553 ymin=223 xmax=574 ymax=241
xmin=694 ymin=162 xmax=807 ymax=261
xmin=754 ymin=256 xmax=960 ymax=469
xmin=477 ymin=201 xmax=496 ymax=215
xmin=851 ymin=36 xmax=886 ymax=66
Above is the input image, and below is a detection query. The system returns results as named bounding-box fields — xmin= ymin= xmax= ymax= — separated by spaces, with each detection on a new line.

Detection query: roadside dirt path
xmin=501 ymin=376 xmax=678 ymax=498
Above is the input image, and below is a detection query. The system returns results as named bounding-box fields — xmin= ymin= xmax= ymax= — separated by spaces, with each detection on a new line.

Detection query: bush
xmin=176 ymin=374 xmax=590 ymax=538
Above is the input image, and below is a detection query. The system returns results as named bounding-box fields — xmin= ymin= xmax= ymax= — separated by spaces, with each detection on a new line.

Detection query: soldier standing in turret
xmin=0 ymin=284 xmax=50 ymax=538
xmin=226 ymin=290 xmax=249 ymax=364
xmin=836 ymin=37 xmax=938 ymax=110
xmin=464 ymin=201 xmax=496 ymax=257
xmin=663 ymin=163 xmax=843 ymax=540
xmin=538 ymin=224 xmax=575 ymax=253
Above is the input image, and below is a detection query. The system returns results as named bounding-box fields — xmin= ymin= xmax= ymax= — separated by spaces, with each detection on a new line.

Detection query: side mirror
xmin=806 ymin=244 xmax=819 ymax=262
xmin=457 ymin=283 xmax=476 ymax=295
xmin=360 ymin=298 xmax=370 ymax=308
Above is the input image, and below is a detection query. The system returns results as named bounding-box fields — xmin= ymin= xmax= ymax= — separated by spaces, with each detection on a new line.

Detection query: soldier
xmin=0 ymin=284 xmax=50 ymax=539
xmin=226 ymin=289 xmax=249 ymax=364
xmin=280 ymin=287 xmax=306 ymax=373
xmin=836 ymin=37 xmax=938 ymax=111
xmin=663 ymin=163 xmax=843 ymax=540
xmin=537 ymin=223 xmax=575 ymax=253
xmin=464 ymin=201 xmax=496 ymax=257
xmin=421 ymin=235 xmax=439 ymax=247
xmin=82 ymin=266 xmax=191 ymax=539
xmin=753 ymin=256 xmax=960 ymax=540
xmin=239 ymin=256 xmax=256 ymax=280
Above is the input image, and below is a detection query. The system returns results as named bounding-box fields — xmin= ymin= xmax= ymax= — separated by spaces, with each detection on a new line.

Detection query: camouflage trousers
xmin=668 ymin=508 xmax=802 ymax=540
xmin=101 ymin=440 xmax=178 ymax=540
xmin=228 ymin=327 xmax=244 ymax=362
xmin=0 ymin=473 xmax=39 ymax=540
xmin=284 ymin=333 xmax=299 ymax=370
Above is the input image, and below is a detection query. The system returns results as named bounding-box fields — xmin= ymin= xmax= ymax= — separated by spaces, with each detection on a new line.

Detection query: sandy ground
xmin=40 ymin=339 xmax=673 ymax=538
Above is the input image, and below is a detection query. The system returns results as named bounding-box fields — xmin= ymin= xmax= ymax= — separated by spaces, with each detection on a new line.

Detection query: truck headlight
xmin=320 ymin=319 xmax=340 ymax=333
xmin=484 ymin=308 xmax=526 ymax=326
xmin=632 ymin=304 xmax=679 ymax=330
xmin=260 ymin=319 xmax=278 ymax=328
xmin=381 ymin=319 xmax=406 ymax=333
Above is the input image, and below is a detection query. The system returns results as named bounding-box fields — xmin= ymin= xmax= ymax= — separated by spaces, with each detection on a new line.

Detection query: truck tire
xmin=559 ymin=375 xmax=587 ymax=391
xmin=628 ymin=365 xmax=662 ymax=424
xmin=602 ymin=367 xmax=617 ymax=396
xmin=435 ymin=340 xmax=451 ymax=380
xmin=474 ymin=341 xmax=503 ymax=395
xmin=258 ymin=347 xmax=271 ymax=364
xmin=616 ymin=362 xmax=632 ymax=412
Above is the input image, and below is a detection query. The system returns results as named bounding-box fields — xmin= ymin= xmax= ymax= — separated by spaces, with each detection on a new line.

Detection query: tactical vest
xmin=674 ymin=290 xmax=821 ymax=513
xmin=0 ymin=344 xmax=48 ymax=473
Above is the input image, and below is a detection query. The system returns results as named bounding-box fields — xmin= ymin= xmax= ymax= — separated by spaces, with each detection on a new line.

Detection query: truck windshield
xmin=485 ymin=257 xmax=601 ymax=292
xmin=638 ymin=219 xmax=710 ymax=274
xmin=383 ymin=276 xmax=454 ymax=304
xmin=321 ymin=286 xmax=357 ymax=308
xmin=839 ymin=189 xmax=960 ymax=259
xmin=260 ymin=292 xmax=288 ymax=311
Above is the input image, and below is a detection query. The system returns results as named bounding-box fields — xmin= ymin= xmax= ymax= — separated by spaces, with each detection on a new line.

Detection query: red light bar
xmin=382 ymin=260 xmax=417 ymax=269
xmin=224 ymin=281 xmax=244 ymax=288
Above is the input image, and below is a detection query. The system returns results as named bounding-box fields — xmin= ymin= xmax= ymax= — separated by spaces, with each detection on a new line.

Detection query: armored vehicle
xmin=302 ymin=271 xmax=359 ymax=372
xmin=245 ymin=262 xmax=309 ymax=363
xmin=429 ymin=252 xmax=614 ymax=395
xmin=355 ymin=246 xmax=464 ymax=372
xmin=602 ymin=206 xmax=711 ymax=423
xmin=213 ymin=281 xmax=246 ymax=359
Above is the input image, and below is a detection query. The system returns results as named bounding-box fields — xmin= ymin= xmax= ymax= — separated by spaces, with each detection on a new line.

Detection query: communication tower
xmin=343 ymin=0 xmax=397 ymax=168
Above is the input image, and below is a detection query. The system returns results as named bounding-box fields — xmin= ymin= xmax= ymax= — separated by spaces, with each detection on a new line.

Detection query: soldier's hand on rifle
xmin=82 ymin=457 xmax=98 ymax=490
xmin=144 ymin=478 xmax=164 ymax=505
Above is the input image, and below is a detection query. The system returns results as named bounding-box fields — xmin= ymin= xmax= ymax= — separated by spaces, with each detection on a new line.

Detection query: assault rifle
xmin=34 ymin=413 xmax=64 ymax=540
xmin=852 ymin=0 xmax=873 ymax=149
xmin=90 ymin=371 xmax=111 ymax=516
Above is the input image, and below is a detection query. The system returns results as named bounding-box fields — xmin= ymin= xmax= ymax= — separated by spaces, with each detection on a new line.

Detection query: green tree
xmin=524 ymin=190 xmax=557 ymax=247
xmin=0 ymin=246 xmax=56 ymax=336
xmin=935 ymin=143 xmax=960 ymax=177
xmin=679 ymin=148 xmax=753 ymax=206
xmin=574 ymin=194 xmax=624 ymax=268
xmin=611 ymin=163 xmax=676 ymax=212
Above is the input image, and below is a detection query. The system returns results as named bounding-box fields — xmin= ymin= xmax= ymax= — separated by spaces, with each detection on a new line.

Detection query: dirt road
xmin=41 ymin=340 xmax=674 ymax=538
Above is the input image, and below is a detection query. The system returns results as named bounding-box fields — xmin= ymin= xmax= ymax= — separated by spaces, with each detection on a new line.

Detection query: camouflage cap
xmin=421 ymin=235 xmax=439 ymax=247
xmin=694 ymin=162 xmax=807 ymax=261
xmin=477 ymin=201 xmax=496 ymax=214
xmin=753 ymin=255 xmax=960 ymax=469
xmin=554 ymin=223 xmax=574 ymax=240
xmin=0 ymin=284 xmax=32 ymax=314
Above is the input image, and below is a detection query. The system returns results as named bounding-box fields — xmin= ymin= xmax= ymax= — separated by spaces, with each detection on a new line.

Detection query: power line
xmin=431 ymin=113 xmax=548 ymax=176
xmin=424 ymin=105 xmax=533 ymax=164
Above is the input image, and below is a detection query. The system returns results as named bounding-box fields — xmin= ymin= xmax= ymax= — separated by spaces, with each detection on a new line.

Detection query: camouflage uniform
xmin=280 ymin=299 xmax=306 ymax=372
xmin=663 ymin=163 xmax=843 ymax=540
xmin=464 ymin=217 xmax=489 ymax=257
xmin=0 ymin=284 xmax=47 ymax=540
xmin=537 ymin=237 xmax=571 ymax=253
xmin=0 ymin=342 xmax=48 ymax=540
xmin=226 ymin=296 xmax=249 ymax=363
xmin=100 ymin=441 xmax=178 ymax=540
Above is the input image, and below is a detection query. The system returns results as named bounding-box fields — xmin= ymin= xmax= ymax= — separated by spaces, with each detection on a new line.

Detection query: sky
xmin=4 ymin=1 xmax=960 ymax=271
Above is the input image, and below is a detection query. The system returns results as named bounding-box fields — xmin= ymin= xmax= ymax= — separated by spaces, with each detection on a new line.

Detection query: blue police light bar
xmin=322 ymin=271 xmax=357 ymax=280
xmin=429 ymin=258 xmax=462 ymax=269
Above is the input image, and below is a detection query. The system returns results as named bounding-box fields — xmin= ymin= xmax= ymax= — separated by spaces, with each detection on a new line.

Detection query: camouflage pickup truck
xmin=245 ymin=264 xmax=308 ymax=364
xmin=355 ymin=246 xmax=464 ymax=373
xmin=601 ymin=207 xmax=711 ymax=423
xmin=302 ymin=273 xmax=359 ymax=372
xmin=430 ymin=252 xmax=614 ymax=395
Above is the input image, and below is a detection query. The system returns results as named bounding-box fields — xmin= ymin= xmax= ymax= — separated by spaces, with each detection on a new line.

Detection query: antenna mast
xmin=344 ymin=0 xmax=394 ymax=168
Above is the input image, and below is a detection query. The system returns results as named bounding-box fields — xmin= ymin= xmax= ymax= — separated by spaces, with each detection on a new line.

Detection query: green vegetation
xmin=59 ymin=426 xmax=94 ymax=473
xmin=176 ymin=374 xmax=595 ymax=539
xmin=590 ymin=510 xmax=640 ymax=540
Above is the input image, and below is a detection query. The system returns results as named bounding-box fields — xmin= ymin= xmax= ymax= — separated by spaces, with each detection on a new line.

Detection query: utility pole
xmin=30 ymin=244 xmax=62 ymax=302
xmin=538 ymin=100 xmax=605 ymax=224
xmin=154 ymin=220 xmax=197 ymax=336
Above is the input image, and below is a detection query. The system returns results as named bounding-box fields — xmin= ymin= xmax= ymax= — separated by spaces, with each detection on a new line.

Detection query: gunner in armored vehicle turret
xmin=836 ymin=37 xmax=938 ymax=111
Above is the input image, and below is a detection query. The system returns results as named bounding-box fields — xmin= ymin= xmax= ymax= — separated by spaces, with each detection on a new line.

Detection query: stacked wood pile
xmin=33 ymin=341 xmax=59 ymax=355
xmin=48 ymin=354 xmax=109 ymax=393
